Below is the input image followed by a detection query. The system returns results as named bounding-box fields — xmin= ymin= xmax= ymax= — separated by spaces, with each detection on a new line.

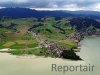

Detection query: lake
xmin=0 ymin=37 xmax=100 ymax=75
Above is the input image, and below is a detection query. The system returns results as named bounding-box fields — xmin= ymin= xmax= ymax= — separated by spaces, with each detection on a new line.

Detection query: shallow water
xmin=0 ymin=37 xmax=100 ymax=75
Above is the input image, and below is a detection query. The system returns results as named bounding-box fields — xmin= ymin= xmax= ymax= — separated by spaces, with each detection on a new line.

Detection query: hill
xmin=0 ymin=8 xmax=73 ymax=18
xmin=0 ymin=8 xmax=100 ymax=60
xmin=0 ymin=8 xmax=100 ymax=19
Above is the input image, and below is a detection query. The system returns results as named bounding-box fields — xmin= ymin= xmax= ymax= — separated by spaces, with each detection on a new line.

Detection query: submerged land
xmin=0 ymin=8 xmax=100 ymax=60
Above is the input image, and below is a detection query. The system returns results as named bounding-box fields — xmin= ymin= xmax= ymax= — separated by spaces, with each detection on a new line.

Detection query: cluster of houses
xmin=68 ymin=32 xmax=84 ymax=44
xmin=43 ymin=40 xmax=70 ymax=57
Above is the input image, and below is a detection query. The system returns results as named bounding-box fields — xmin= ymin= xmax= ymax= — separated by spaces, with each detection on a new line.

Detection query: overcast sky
xmin=0 ymin=0 xmax=100 ymax=11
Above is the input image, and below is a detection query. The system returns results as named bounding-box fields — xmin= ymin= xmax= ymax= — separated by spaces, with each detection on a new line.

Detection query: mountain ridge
xmin=0 ymin=8 xmax=100 ymax=19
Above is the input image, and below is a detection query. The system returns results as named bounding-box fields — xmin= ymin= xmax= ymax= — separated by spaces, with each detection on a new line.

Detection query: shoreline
xmin=0 ymin=36 xmax=100 ymax=60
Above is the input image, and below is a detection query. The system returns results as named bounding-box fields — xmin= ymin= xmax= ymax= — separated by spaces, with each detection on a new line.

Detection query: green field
xmin=0 ymin=17 xmax=77 ymax=57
